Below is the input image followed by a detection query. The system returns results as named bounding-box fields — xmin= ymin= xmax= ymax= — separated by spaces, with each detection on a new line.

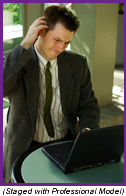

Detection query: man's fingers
xmin=20 ymin=16 xmax=49 ymax=49
xmin=36 ymin=16 xmax=47 ymax=20
xmin=37 ymin=24 xmax=49 ymax=36
xmin=33 ymin=16 xmax=48 ymax=27
xmin=37 ymin=24 xmax=49 ymax=31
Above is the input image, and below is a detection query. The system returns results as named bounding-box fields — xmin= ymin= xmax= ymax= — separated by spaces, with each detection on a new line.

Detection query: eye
xmin=54 ymin=39 xmax=60 ymax=42
xmin=65 ymin=42 xmax=69 ymax=45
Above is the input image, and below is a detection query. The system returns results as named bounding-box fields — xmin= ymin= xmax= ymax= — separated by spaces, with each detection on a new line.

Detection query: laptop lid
xmin=42 ymin=124 xmax=124 ymax=174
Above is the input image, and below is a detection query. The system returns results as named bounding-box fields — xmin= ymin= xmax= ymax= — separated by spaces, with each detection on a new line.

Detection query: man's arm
xmin=78 ymin=57 xmax=100 ymax=130
xmin=3 ymin=45 xmax=31 ymax=98
xmin=3 ymin=16 xmax=49 ymax=98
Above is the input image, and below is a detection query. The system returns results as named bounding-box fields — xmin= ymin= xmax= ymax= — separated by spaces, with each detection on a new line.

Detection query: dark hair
xmin=43 ymin=5 xmax=80 ymax=33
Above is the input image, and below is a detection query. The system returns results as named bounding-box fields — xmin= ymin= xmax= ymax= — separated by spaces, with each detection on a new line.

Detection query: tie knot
xmin=47 ymin=61 xmax=51 ymax=69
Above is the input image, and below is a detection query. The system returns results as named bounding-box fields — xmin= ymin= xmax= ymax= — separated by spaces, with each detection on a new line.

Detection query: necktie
xmin=44 ymin=61 xmax=54 ymax=138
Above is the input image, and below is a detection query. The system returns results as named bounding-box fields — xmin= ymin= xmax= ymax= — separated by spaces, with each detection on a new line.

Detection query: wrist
xmin=20 ymin=39 xmax=31 ymax=49
xmin=82 ymin=127 xmax=91 ymax=132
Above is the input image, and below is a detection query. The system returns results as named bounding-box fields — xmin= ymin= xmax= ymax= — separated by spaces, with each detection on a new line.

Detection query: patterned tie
xmin=44 ymin=61 xmax=54 ymax=138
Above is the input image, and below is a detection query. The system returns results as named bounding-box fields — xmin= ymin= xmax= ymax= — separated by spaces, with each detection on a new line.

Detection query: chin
xmin=48 ymin=54 xmax=59 ymax=60
xmin=50 ymin=56 xmax=58 ymax=60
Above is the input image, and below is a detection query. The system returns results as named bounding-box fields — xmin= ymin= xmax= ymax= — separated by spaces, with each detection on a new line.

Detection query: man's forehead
xmin=52 ymin=22 xmax=72 ymax=33
xmin=53 ymin=36 xmax=71 ymax=43
xmin=50 ymin=23 xmax=74 ymax=42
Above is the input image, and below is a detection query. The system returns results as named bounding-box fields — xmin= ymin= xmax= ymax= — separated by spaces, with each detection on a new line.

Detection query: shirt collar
xmin=34 ymin=44 xmax=57 ymax=69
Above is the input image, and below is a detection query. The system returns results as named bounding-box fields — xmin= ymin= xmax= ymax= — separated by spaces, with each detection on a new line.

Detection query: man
xmin=3 ymin=5 xmax=100 ymax=183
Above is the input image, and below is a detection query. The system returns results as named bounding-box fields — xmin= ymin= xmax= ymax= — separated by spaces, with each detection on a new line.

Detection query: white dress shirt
xmin=34 ymin=44 xmax=68 ymax=143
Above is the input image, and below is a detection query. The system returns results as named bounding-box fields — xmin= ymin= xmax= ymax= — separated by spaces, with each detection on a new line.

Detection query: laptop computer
xmin=41 ymin=124 xmax=124 ymax=174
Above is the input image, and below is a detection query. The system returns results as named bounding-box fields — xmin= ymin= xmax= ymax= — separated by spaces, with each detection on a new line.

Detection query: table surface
xmin=20 ymin=145 xmax=124 ymax=183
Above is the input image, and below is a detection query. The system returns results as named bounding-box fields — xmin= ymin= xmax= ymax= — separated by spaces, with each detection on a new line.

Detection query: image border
xmin=1 ymin=0 xmax=125 ymax=186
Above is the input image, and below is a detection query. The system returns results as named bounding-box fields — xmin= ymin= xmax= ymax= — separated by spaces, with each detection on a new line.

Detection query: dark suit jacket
xmin=3 ymin=44 xmax=100 ymax=182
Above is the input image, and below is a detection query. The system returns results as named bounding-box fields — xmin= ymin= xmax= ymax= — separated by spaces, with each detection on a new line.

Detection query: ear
xmin=42 ymin=29 xmax=46 ymax=35
xmin=38 ymin=28 xmax=45 ymax=37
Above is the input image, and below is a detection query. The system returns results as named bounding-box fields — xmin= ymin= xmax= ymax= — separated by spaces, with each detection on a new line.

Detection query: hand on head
xmin=20 ymin=16 xmax=49 ymax=49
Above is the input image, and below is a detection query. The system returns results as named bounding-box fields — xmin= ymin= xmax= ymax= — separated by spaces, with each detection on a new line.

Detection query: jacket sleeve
xmin=78 ymin=56 xmax=100 ymax=129
xmin=3 ymin=44 xmax=31 ymax=98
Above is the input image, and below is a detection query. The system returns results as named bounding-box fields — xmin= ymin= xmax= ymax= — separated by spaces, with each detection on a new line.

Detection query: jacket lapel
xmin=57 ymin=52 xmax=76 ymax=116
xmin=24 ymin=45 xmax=39 ymax=132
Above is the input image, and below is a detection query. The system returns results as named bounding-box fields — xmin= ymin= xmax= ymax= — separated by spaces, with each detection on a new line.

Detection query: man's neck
xmin=35 ymin=39 xmax=45 ymax=59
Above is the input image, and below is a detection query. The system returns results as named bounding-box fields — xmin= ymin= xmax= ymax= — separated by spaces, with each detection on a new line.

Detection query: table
xmin=11 ymin=142 xmax=124 ymax=183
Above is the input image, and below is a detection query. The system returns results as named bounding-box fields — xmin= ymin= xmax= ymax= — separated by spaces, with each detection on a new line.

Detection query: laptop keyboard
xmin=52 ymin=151 xmax=70 ymax=166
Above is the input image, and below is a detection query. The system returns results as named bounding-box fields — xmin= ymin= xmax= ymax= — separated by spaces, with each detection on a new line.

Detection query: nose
xmin=56 ymin=42 xmax=66 ymax=52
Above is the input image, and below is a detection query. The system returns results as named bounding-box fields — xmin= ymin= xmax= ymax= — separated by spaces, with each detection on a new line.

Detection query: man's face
xmin=38 ymin=23 xmax=74 ymax=60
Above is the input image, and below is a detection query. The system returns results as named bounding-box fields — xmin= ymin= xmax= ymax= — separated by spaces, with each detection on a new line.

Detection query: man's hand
xmin=20 ymin=16 xmax=49 ymax=49
xmin=82 ymin=128 xmax=91 ymax=132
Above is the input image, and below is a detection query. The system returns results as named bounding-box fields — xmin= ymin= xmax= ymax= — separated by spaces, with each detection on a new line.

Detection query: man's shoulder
xmin=60 ymin=50 xmax=87 ymax=66
xmin=63 ymin=50 xmax=85 ymax=58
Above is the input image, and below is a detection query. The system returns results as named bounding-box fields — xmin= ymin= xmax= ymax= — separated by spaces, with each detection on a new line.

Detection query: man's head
xmin=43 ymin=5 xmax=80 ymax=34
xmin=36 ymin=5 xmax=80 ymax=60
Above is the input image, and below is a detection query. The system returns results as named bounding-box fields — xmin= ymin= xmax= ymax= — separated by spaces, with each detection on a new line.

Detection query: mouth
xmin=51 ymin=48 xmax=60 ymax=54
